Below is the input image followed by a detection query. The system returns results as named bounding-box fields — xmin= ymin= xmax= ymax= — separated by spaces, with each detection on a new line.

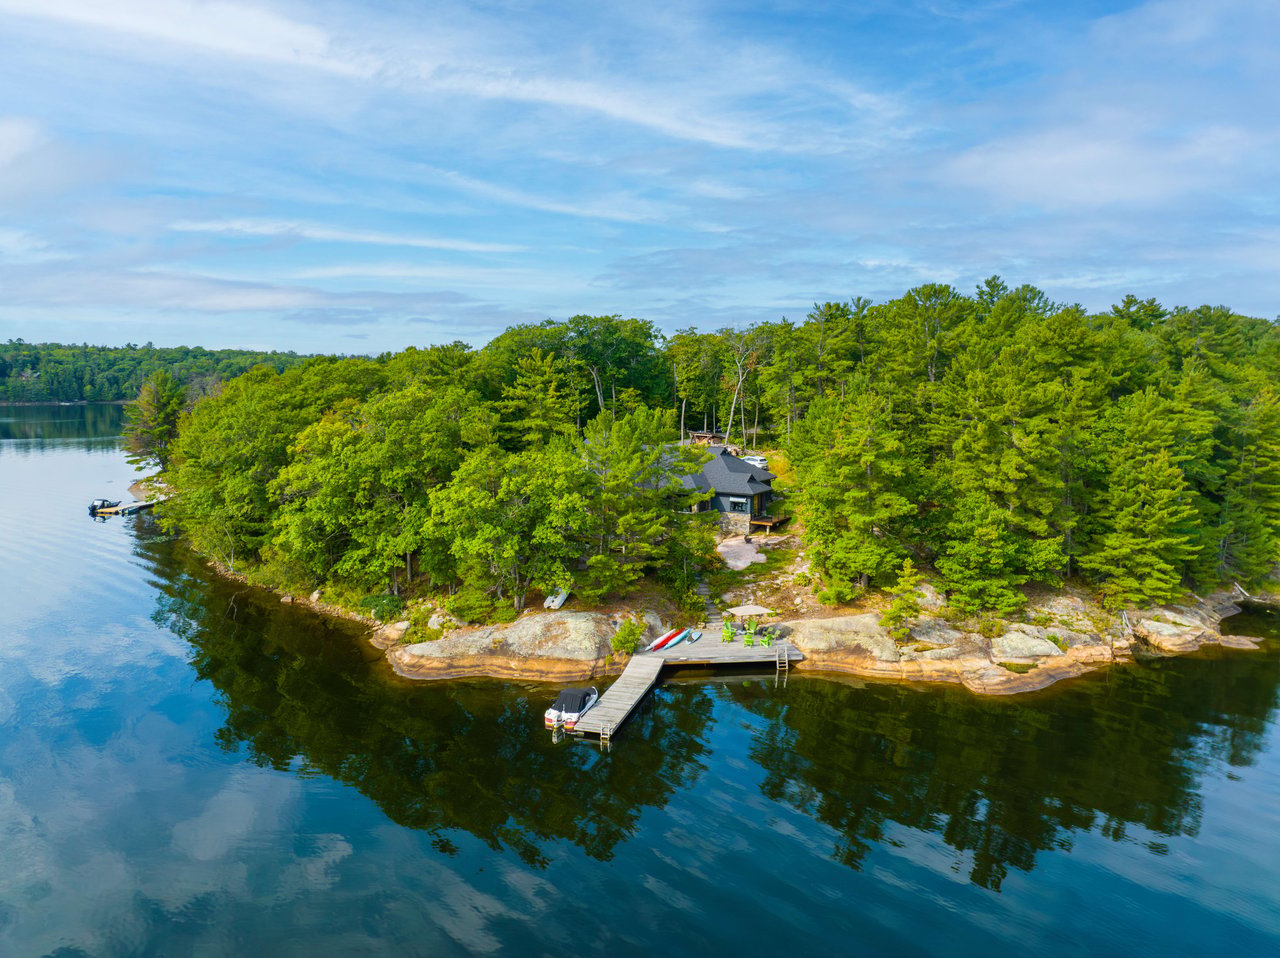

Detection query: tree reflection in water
xmin=730 ymin=614 xmax=1280 ymax=889
xmin=141 ymin=520 xmax=1280 ymax=889
xmin=142 ymin=531 xmax=714 ymax=867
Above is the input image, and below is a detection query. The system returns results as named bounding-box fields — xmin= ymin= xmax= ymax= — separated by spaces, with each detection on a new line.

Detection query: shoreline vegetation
xmin=106 ymin=277 xmax=1279 ymax=696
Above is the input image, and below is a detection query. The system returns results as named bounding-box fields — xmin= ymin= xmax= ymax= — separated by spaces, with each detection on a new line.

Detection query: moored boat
xmin=544 ymin=686 xmax=599 ymax=730
xmin=88 ymin=498 xmax=120 ymax=516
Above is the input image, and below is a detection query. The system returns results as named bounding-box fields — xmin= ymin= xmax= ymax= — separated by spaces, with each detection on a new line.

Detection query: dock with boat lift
xmin=572 ymin=636 xmax=802 ymax=743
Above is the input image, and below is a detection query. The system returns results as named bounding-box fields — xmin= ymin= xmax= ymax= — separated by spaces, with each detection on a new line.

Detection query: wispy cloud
xmin=171 ymin=218 xmax=525 ymax=253
xmin=0 ymin=0 xmax=371 ymax=75
xmin=1 ymin=0 xmax=1276 ymax=354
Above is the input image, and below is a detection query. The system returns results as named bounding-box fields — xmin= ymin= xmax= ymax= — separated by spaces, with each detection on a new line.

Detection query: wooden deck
xmin=572 ymin=637 xmax=801 ymax=741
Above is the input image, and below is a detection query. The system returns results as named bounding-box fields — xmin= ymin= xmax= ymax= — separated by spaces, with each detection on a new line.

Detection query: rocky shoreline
xmin=380 ymin=589 xmax=1271 ymax=696
xmin=194 ymin=545 xmax=1274 ymax=697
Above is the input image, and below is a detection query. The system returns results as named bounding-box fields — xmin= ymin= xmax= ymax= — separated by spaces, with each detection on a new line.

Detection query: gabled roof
xmin=682 ymin=446 xmax=775 ymax=497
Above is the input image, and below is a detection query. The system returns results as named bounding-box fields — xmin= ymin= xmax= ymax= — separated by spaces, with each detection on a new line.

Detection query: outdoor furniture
xmin=721 ymin=622 xmax=735 ymax=643
xmin=743 ymin=634 xmax=756 ymax=647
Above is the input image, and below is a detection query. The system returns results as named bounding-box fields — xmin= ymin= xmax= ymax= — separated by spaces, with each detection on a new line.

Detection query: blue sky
xmin=0 ymin=0 xmax=1275 ymax=353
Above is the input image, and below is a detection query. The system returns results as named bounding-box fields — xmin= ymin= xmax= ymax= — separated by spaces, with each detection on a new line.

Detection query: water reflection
xmin=137 ymin=516 xmax=1280 ymax=889
xmin=732 ymin=615 xmax=1280 ymax=890
xmin=141 ymin=531 xmax=714 ymax=866
xmin=0 ymin=403 xmax=125 ymax=441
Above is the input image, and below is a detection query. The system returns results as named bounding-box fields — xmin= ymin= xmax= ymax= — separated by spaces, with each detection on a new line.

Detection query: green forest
xmin=0 ymin=339 xmax=307 ymax=402
xmin=140 ymin=279 xmax=1280 ymax=620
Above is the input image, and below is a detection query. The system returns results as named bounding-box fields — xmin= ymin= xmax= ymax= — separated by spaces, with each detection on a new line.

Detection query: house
xmin=682 ymin=446 xmax=778 ymax=533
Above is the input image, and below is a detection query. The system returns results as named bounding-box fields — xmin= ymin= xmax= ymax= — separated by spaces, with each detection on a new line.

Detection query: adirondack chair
xmin=722 ymin=621 xmax=735 ymax=643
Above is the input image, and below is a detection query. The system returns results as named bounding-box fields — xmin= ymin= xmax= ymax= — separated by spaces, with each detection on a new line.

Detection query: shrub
xmin=612 ymin=618 xmax=643 ymax=655
xmin=446 ymin=586 xmax=493 ymax=624
xmin=359 ymin=594 xmax=406 ymax=620
xmin=491 ymin=604 xmax=518 ymax=624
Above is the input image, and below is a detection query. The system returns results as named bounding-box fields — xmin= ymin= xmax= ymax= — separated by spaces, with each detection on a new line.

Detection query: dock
xmin=572 ymin=636 xmax=801 ymax=742
xmin=92 ymin=496 xmax=169 ymax=516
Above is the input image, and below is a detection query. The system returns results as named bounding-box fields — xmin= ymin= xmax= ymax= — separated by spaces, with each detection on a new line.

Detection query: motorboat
xmin=543 ymin=588 xmax=570 ymax=610
xmin=544 ymin=686 xmax=599 ymax=731
xmin=88 ymin=498 xmax=121 ymax=516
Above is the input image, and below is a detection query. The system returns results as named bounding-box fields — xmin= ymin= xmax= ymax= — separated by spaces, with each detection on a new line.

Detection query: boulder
xmin=907 ymin=620 xmax=962 ymax=646
xmin=916 ymin=583 xmax=945 ymax=611
xmin=782 ymin=614 xmax=898 ymax=662
xmin=310 ymin=590 xmax=322 ymax=603
xmin=990 ymin=632 xmax=1063 ymax=659
xmin=389 ymin=611 xmax=616 ymax=681
xmin=427 ymin=610 xmax=458 ymax=631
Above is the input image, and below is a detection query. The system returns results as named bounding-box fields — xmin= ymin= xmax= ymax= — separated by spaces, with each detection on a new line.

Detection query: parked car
xmin=741 ymin=455 xmax=768 ymax=469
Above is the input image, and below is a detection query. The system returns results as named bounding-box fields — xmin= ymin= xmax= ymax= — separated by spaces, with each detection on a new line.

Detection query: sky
xmin=0 ymin=0 xmax=1275 ymax=354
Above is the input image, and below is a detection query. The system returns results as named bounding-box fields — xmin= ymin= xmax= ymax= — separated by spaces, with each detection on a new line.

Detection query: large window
xmin=729 ymin=498 xmax=748 ymax=513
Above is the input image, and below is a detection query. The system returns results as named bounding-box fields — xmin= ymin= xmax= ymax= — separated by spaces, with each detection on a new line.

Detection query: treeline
xmin=155 ymin=282 xmax=1280 ymax=615
xmin=0 ymin=339 xmax=307 ymax=402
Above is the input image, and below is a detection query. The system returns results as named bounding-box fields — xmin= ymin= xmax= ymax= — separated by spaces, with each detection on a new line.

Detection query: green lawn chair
xmin=743 ymin=634 xmax=756 ymax=647
xmin=758 ymin=629 xmax=773 ymax=648
xmin=721 ymin=621 xmax=735 ymax=643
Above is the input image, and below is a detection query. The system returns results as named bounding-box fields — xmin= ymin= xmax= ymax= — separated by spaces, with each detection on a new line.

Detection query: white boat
xmin=543 ymin=588 xmax=570 ymax=610
xmin=544 ymin=687 xmax=599 ymax=730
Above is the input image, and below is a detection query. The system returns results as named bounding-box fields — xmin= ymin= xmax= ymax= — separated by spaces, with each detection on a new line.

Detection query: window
xmin=729 ymin=497 xmax=748 ymax=513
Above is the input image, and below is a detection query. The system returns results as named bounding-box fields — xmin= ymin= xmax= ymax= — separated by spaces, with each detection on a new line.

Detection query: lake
xmin=2 ymin=404 xmax=1279 ymax=957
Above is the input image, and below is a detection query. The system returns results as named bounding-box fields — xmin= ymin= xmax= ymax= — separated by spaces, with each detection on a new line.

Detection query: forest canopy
xmin=0 ymin=339 xmax=307 ymax=402
xmin=148 ymin=284 xmax=1280 ymax=616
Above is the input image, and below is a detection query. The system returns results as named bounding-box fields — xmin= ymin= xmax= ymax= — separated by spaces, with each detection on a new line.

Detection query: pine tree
xmin=1080 ymin=450 xmax=1199 ymax=609
xmin=879 ymin=558 xmax=925 ymax=641
xmin=790 ymin=390 xmax=915 ymax=590
xmin=125 ymin=369 xmax=186 ymax=471
xmin=497 ymin=348 xmax=577 ymax=449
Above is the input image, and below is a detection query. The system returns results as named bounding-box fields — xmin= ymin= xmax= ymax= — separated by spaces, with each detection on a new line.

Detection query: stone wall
xmin=717 ymin=510 xmax=752 ymax=535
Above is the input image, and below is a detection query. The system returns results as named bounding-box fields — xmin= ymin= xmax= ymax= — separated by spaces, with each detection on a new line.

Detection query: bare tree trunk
xmin=589 ymin=366 xmax=605 ymax=412
xmin=680 ymin=397 xmax=687 ymax=440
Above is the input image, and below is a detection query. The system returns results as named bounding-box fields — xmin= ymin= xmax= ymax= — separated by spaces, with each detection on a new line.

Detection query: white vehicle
xmin=544 ymin=687 xmax=599 ymax=731
xmin=741 ymin=455 xmax=769 ymax=469
xmin=543 ymin=587 xmax=570 ymax=609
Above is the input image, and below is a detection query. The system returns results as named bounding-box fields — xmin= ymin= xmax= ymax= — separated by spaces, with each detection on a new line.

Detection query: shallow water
xmin=2 ymin=404 xmax=1279 ymax=957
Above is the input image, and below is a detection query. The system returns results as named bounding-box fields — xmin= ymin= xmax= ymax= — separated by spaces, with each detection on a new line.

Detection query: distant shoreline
xmin=0 ymin=400 xmax=129 ymax=406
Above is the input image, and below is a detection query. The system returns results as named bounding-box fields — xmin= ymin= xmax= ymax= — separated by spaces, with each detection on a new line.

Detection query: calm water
xmin=2 ymin=405 xmax=1279 ymax=957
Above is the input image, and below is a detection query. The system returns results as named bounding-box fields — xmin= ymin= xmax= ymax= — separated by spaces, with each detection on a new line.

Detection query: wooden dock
xmin=93 ymin=496 xmax=169 ymax=516
xmin=572 ymin=636 xmax=801 ymax=742
xmin=573 ymin=655 xmax=665 ymax=741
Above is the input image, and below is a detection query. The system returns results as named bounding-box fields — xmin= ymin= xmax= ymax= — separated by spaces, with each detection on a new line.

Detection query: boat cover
xmin=552 ymin=688 xmax=594 ymax=712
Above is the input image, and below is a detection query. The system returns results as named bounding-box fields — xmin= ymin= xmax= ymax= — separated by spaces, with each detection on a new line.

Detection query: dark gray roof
xmin=682 ymin=446 xmax=775 ymax=497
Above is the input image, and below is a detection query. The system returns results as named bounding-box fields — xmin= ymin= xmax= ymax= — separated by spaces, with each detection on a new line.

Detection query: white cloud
xmin=947 ymin=120 xmax=1256 ymax=209
xmin=0 ymin=0 xmax=372 ymax=76
xmin=0 ymin=115 xmax=44 ymax=166
xmin=171 ymin=218 xmax=525 ymax=253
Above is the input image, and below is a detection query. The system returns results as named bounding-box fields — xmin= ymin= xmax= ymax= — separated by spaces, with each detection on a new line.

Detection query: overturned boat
xmin=544 ymin=686 xmax=599 ymax=731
